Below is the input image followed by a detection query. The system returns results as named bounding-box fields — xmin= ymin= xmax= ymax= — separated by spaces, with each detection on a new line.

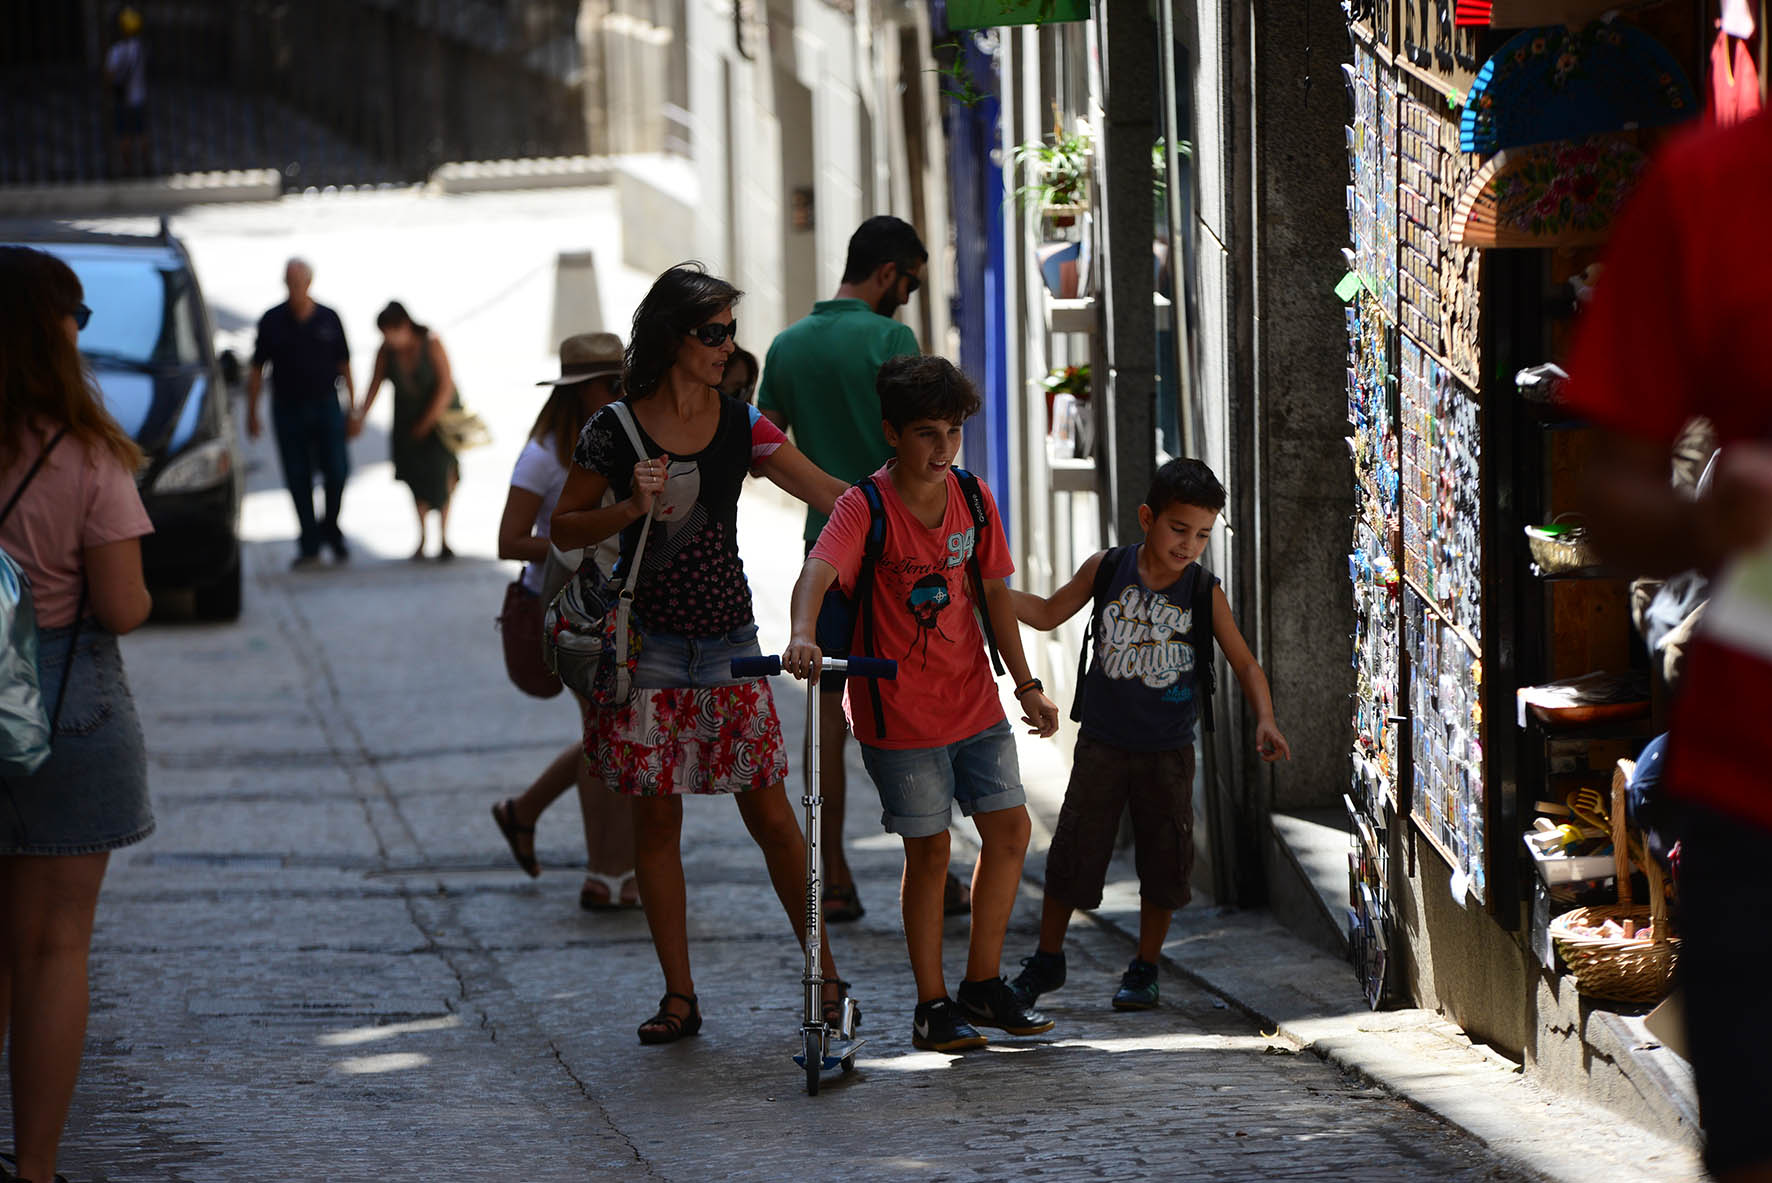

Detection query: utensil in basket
xmin=1567 ymin=784 xmax=1610 ymax=836
xmin=1548 ymin=758 xmax=1677 ymax=1005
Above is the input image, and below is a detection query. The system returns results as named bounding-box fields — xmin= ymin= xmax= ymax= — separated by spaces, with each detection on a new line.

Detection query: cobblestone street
xmin=61 ymin=511 xmax=1534 ymax=1181
xmin=0 ymin=181 xmax=1698 ymax=1183
xmin=11 ymin=190 xmax=1537 ymax=1176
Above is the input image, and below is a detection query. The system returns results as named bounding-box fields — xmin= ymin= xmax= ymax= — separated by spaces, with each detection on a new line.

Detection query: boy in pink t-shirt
xmin=785 ymin=355 xmax=1060 ymax=1053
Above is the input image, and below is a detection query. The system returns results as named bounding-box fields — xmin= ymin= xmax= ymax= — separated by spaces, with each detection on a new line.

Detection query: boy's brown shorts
xmin=1043 ymin=736 xmax=1195 ymax=911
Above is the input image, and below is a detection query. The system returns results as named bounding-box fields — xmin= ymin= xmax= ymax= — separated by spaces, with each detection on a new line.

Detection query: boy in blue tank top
xmin=1008 ymin=459 xmax=1290 ymax=1010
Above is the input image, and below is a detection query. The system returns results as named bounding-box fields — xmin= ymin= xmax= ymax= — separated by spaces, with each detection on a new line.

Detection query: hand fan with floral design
xmin=1450 ymin=138 xmax=1647 ymax=248
xmin=1460 ymin=22 xmax=1695 ymax=153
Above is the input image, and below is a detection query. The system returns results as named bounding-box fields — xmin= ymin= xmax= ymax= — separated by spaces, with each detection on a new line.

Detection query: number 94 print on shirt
xmin=810 ymin=467 xmax=1015 ymax=750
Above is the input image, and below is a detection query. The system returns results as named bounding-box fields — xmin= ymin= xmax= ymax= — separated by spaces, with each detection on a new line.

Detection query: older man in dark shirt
xmin=247 ymin=258 xmax=355 ymax=567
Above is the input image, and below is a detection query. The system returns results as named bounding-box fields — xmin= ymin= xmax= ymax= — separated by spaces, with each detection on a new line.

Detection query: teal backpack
xmin=1 ymin=429 xmax=78 ymax=777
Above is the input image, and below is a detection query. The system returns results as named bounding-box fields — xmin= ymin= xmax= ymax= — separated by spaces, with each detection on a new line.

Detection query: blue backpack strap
xmin=1070 ymin=546 xmax=1127 ymax=724
xmin=1191 ymin=565 xmax=1217 ymax=735
xmin=950 ymin=467 xmax=1006 ymax=676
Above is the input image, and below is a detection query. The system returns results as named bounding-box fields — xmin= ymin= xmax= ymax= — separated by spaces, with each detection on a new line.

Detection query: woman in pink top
xmin=0 ymin=246 xmax=155 ymax=1183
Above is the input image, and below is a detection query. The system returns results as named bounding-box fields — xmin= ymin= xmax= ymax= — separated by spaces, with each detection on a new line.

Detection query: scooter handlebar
xmin=728 ymin=655 xmax=898 ymax=680
xmin=839 ymin=656 xmax=898 ymax=681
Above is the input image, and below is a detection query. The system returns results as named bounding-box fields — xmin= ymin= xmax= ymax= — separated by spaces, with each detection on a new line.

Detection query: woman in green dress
xmin=355 ymin=302 xmax=461 ymax=558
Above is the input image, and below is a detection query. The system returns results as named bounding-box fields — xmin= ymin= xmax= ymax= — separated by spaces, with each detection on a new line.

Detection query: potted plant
xmin=1042 ymin=363 xmax=1090 ymax=422
xmin=1012 ymin=116 xmax=1092 ymax=224
xmin=1044 ymin=363 xmax=1092 ymax=459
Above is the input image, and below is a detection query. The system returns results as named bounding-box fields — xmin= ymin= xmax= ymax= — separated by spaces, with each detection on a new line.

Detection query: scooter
xmin=731 ymin=652 xmax=896 ymax=1095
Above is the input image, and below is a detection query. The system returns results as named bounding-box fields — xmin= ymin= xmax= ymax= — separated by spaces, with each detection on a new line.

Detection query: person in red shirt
xmin=784 ymin=355 xmax=1061 ymax=1053
xmin=1565 ymin=110 xmax=1772 ymax=1183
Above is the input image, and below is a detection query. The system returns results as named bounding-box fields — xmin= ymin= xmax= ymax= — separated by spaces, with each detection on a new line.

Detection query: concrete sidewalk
xmin=986 ymin=699 xmax=1706 ymax=1183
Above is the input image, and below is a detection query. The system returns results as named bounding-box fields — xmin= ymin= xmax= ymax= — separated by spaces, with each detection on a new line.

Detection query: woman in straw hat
xmin=491 ymin=333 xmax=638 ymax=909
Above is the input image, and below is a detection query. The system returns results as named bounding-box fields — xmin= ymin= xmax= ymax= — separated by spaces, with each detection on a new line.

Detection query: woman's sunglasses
xmin=73 ymin=302 xmax=93 ymax=330
xmin=690 ymin=320 xmax=738 ymax=348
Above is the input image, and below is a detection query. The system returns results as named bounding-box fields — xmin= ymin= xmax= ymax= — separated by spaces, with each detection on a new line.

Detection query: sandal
xmin=823 ymin=882 xmax=865 ymax=923
xmin=638 ymin=991 xmax=701 ymax=1045
xmin=491 ymin=798 xmax=539 ymax=878
xmin=580 ymin=871 xmax=641 ymax=912
xmin=944 ymin=869 xmax=972 ymax=917
xmin=821 ymin=978 xmax=859 ymax=1031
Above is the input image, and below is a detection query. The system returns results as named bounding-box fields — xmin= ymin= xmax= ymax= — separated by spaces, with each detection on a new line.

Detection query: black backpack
xmin=1070 ymin=546 xmax=1217 ymax=733
xmin=816 ymin=467 xmax=1005 ymax=738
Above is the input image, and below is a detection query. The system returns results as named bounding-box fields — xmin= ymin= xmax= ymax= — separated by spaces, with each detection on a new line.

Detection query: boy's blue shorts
xmin=858 ymin=720 xmax=1026 ymax=838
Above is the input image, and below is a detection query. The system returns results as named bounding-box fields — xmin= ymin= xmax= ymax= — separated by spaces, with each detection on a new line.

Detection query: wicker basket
xmin=1548 ymin=760 xmax=1679 ymax=1005
xmin=1525 ymin=522 xmax=1598 ymax=574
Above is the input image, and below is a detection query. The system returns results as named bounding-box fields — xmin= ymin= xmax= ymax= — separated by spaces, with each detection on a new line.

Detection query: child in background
xmin=784 ymin=355 xmax=1061 ymax=1052
xmin=1009 ymin=459 xmax=1290 ymax=1010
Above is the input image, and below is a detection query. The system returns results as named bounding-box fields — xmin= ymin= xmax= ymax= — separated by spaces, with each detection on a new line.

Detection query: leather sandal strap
xmin=642 ymin=992 xmax=697 ymax=1034
xmin=496 ymin=801 xmax=535 ymax=834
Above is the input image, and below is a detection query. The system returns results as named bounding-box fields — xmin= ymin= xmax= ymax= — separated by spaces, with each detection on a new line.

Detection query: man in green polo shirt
xmin=760 ymin=216 xmax=924 ymax=542
xmin=762 ymin=215 xmax=966 ymax=924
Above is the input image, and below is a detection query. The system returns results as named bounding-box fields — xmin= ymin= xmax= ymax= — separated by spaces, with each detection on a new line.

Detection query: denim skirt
xmin=0 ymin=625 xmax=154 ymax=855
xmin=591 ymin=621 xmax=788 ymax=797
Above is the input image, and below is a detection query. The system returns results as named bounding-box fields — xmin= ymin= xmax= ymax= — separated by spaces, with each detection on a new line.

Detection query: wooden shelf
xmin=1522 ymin=713 xmax=1654 ymax=743
xmin=1402 ymin=573 xmax=1481 ymax=658
xmin=1531 ymin=565 xmax=1628 ymax=583
xmin=1050 ymin=455 xmax=1096 ymax=493
xmin=1045 ymin=295 xmax=1096 ymax=335
xmin=1410 ymin=810 xmax=1464 ymax=880
xmin=1397 ymin=325 xmax=1475 ymax=392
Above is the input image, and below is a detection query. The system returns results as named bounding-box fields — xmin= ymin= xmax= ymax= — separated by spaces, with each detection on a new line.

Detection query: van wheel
xmin=194 ymin=558 xmax=243 ymax=621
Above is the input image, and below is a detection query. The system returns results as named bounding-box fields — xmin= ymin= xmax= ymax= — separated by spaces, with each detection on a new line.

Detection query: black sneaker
xmin=1010 ymin=949 xmax=1066 ymax=1007
xmin=911 ymin=997 xmax=988 ymax=1052
xmin=327 ymin=533 xmax=351 ymax=562
xmin=1112 ymin=957 xmax=1160 ymax=1010
xmin=957 ymin=976 xmax=1055 ymax=1036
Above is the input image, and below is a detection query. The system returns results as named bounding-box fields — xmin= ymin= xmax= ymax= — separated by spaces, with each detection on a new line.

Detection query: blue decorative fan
xmin=1460 ymin=23 xmax=1696 ymax=154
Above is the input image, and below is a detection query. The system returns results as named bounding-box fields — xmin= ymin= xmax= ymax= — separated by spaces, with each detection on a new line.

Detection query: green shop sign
xmin=946 ymin=0 xmax=1089 ymax=30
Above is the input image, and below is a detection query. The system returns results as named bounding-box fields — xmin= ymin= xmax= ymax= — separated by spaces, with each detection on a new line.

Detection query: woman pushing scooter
xmin=550 ymin=263 xmax=854 ymax=1045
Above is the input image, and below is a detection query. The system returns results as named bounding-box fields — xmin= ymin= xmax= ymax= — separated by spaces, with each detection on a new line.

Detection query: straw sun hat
xmin=537 ymin=332 xmax=624 ymax=386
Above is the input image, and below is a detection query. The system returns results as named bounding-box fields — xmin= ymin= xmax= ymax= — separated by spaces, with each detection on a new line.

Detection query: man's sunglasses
xmin=690 ymin=320 xmax=738 ymax=348
xmin=73 ymin=302 xmax=92 ymax=330
xmin=901 ymin=269 xmax=921 ymax=296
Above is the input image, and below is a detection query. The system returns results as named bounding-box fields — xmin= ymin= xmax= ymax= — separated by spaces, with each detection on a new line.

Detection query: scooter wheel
xmin=804 ymin=1030 xmax=823 ymax=1096
xmin=840 ymin=1053 xmax=857 ymax=1074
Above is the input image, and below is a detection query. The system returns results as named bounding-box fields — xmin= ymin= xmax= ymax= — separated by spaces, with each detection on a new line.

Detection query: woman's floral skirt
xmin=592 ymin=679 xmax=787 ymax=796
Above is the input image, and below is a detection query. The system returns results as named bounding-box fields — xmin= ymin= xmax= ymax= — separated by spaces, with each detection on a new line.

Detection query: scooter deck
xmin=793 ymin=1036 xmax=867 ymax=1072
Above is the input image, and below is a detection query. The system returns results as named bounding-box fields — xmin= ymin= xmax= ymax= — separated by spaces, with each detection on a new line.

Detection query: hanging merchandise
xmin=1455 ymin=0 xmax=1665 ymax=28
xmin=1460 ymin=23 xmax=1696 ymax=153
xmin=1342 ymin=45 xmax=1399 ymax=319
xmin=1450 ymin=137 xmax=1648 ymax=248
xmin=1708 ymin=26 xmax=1764 ymax=126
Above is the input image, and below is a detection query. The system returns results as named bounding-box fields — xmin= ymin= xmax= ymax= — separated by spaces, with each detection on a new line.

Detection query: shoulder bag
xmin=1 ymin=428 xmax=83 ymax=776
xmin=540 ymin=403 xmax=656 ymax=707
